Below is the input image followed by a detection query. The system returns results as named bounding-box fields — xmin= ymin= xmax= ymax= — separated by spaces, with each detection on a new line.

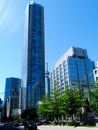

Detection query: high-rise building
xmin=4 ymin=77 xmax=21 ymax=116
xmin=51 ymin=47 xmax=95 ymax=96
xmin=21 ymin=1 xmax=45 ymax=110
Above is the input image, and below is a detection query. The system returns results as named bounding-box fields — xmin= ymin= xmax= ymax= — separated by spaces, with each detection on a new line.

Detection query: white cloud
xmin=0 ymin=0 xmax=14 ymax=25
xmin=8 ymin=20 xmax=23 ymax=35
xmin=0 ymin=0 xmax=6 ymax=12
xmin=0 ymin=0 xmax=23 ymax=35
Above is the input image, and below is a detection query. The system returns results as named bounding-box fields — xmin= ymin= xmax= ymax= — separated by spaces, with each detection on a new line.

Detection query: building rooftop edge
xmin=29 ymin=0 xmax=42 ymax=5
xmin=54 ymin=46 xmax=88 ymax=69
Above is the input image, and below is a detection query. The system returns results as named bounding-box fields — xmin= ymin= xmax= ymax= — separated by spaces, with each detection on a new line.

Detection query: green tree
xmin=89 ymin=83 xmax=98 ymax=115
xmin=50 ymin=84 xmax=61 ymax=121
xmin=61 ymin=87 xmax=84 ymax=120
xmin=37 ymin=83 xmax=85 ymax=122
xmin=37 ymin=95 xmax=52 ymax=119
xmin=38 ymin=81 xmax=62 ymax=121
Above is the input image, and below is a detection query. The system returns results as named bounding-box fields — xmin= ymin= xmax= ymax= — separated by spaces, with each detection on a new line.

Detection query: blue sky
xmin=0 ymin=0 xmax=98 ymax=100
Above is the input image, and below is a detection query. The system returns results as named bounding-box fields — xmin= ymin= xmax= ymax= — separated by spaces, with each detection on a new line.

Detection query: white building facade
xmin=93 ymin=61 xmax=98 ymax=83
xmin=51 ymin=47 xmax=95 ymax=95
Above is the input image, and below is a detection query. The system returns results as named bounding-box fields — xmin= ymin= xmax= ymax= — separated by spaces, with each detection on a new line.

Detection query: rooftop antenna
xmin=46 ymin=61 xmax=48 ymax=73
xmin=46 ymin=58 xmax=49 ymax=74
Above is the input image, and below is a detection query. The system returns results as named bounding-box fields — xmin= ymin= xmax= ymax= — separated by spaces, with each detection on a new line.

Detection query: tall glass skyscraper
xmin=4 ymin=77 xmax=21 ymax=105
xmin=4 ymin=77 xmax=21 ymax=116
xmin=21 ymin=1 xmax=45 ymax=110
xmin=51 ymin=47 xmax=95 ymax=96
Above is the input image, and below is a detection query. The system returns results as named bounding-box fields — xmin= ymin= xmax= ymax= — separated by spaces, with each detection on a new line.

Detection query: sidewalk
xmin=38 ymin=125 xmax=98 ymax=130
